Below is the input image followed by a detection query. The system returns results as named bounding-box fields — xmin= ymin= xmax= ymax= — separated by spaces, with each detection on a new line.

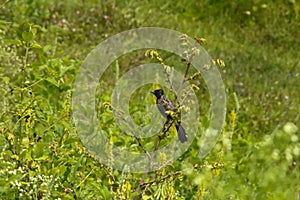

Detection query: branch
xmin=140 ymin=171 xmax=182 ymax=188
xmin=136 ymin=119 xmax=175 ymax=193
xmin=103 ymin=102 xmax=150 ymax=158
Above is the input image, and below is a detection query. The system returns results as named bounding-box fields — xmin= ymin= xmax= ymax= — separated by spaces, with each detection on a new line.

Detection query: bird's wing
xmin=157 ymin=96 xmax=178 ymax=118
xmin=161 ymin=96 xmax=177 ymax=112
xmin=157 ymin=98 xmax=167 ymax=117
xmin=157 ymin=104 xmax=167 ymax=118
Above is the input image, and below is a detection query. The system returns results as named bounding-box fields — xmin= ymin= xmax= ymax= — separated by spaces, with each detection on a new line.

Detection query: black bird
xmin=151 ymin=89 xmax=187 ymax=143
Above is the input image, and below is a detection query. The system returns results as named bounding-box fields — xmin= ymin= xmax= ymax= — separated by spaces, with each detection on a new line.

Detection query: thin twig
xmin=183 ymin=61 xmax=192 ymax=82
xmin=104 ymin=102 xmax=150 ymax=158
xmin=76 ymin=167 xmax=95 ymax=189
xmin=136 ymin=120 xmax=174 ymax=193
xmin=0 ymin=0 xmax=11 ymax=10
xmin=140 ymin=171 xmax=182 ymax=187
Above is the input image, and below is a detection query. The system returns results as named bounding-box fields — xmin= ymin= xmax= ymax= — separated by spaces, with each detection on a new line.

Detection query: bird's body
xmin=151 ymin=89 xmax=188 ymax=143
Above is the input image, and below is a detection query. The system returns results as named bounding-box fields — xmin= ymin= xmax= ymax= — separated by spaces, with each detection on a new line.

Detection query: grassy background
xmin=0 ymin=0 xmax=299 ymax=199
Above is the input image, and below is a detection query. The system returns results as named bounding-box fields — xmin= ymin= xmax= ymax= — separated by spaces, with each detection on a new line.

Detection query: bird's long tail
xmin=175 ymin=123 xmax=187 ymax=143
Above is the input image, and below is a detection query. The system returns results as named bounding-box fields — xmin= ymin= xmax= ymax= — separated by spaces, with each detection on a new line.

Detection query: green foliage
xmin=0 ymin=0 xmax=299 ymax=199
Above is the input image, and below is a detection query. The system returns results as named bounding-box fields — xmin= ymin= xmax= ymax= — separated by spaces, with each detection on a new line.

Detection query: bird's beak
xmin=150 ymin=90 xmax=154 ymax=94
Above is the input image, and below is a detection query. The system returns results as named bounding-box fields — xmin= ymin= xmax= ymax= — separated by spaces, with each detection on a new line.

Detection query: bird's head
xmin=151 ymin=89 xmax=164 ymax=99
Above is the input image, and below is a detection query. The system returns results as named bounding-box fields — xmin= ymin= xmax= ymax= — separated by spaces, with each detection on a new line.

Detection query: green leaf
xmin=32 ymin=24 xmax=42 ymax=29
xmin=0 ymin=183 xmax=9 ymax=193
xmin=45 ymin=77 xmax=59 ymax=87
xmin=64 ymin=137 xmax=80 ymax=145
xmin=35 ymin=153 xmax=49 ymax=161
xmin=99 ymin=186 xmax=113 ymax=199
xmin=25 ymin=150 xmax=33 ymax=161
xmin=72 ymin=154 xmax=84 ymax=181
xmin=31 ymin=28 xmax=37 ymax=36
xmin=22 ymin=31 xmax=34 ymax=42
xmin=43 ymin=44 xmax=52 ymax=52
xmin=59 ymin=66 xmax=73 ymax=77
xmin=1 ymin=76 xmax=10 ymax=84
xmin=22 ymin=137 xmax=29 ymax=148
xmin=51 ymin=165 xmax=67 ymax=176
xmin=4 ymin=39 xmax=22 ymax=46
xmin=33 ymin=142 xmax=46 ymax=158
xmin=31 ymin=43 xmax=42 ymax=49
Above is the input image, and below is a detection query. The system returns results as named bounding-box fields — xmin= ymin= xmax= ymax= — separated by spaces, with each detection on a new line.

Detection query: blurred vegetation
xmin=0 ymin=0 xmax=299 ymax=199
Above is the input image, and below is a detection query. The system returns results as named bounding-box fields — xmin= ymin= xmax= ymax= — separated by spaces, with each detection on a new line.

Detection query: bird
xmin=151 ymin=89 xmax=187 ymax=143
